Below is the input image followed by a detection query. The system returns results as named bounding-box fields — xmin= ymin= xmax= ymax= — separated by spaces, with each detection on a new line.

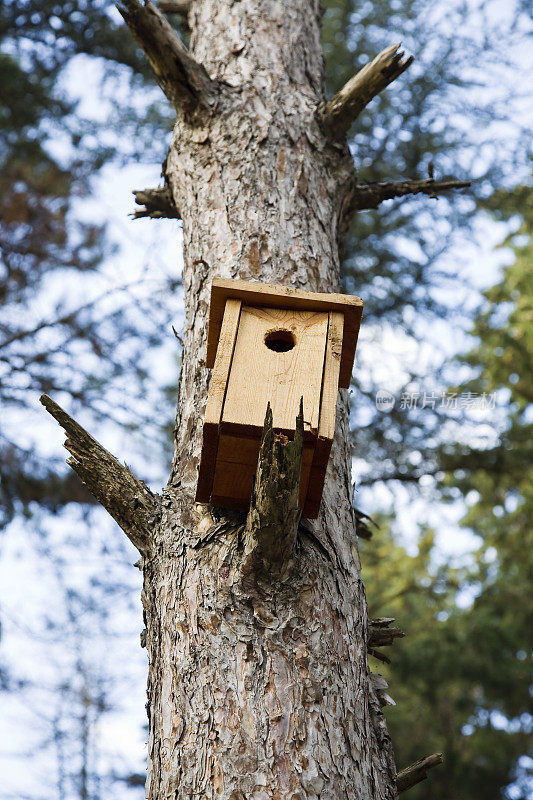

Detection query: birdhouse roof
xmin=205 ymin=278 xmax=363 ymax=388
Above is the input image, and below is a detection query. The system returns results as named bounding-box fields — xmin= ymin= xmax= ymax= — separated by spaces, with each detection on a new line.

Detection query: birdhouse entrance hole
xmin=264 ymin=329 xmax=295 ymax=352
xmin=196 ymin=279 xmax=363 ymax=518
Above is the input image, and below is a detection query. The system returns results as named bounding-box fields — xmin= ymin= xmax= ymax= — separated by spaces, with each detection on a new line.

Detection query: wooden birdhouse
xmin=195 ymin=278 xmax=363 ymax=518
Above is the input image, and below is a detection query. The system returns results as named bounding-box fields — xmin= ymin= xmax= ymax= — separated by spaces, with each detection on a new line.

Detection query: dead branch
xmin=370 ymin=673 xmax=395 ymax=707
xmin=354 ymin=507 xmax=378 ymax=540
xmin=132 ymin=187 xmax=180 ymax=219
xmin=368 ymin=617 xmax=405 ymax=663
xmin=40 ymin=395 xmax=160 ymax=554
xmin=351 ymin=177 xmax=471 ymax=211
xmin=241 ymin=401 xmax=304 ymax=580
xmin=322 ymin=43 xmax=413 ymax=137
xmin=116 ymin=0 xmax=217 ymax=111
xmin=340 ymin=175 xmax=470 ymax=230
xmin=158 ymin=0 xmax=190 ymax=14
xmin=369 ymin=617 xmax=405 ymax=648
xmin=396 ymin=753 xmax=443 ymax=793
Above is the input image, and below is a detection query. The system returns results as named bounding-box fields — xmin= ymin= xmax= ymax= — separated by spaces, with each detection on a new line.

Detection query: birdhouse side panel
xmin=195 ymin=298 xmax=242 ymax=503
xmin=315 ymin=311 xmax=344 ymax=464
xmin=221 ymin=306 xmax=329 ymax=437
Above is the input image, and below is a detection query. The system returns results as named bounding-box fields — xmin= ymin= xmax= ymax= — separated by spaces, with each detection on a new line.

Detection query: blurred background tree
xmin=0 ymin=0 xmax=177 ymax=529
xmin=0 ymin=0 xmax=531 ymax=798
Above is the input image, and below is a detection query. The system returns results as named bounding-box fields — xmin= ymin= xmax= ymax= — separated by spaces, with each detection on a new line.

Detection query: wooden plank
xmin=206 ymin=278 xmax=363 ymax=388
xmin=216 ymin=433 xmax=260 ymax=465
xmin=211 ymin=440 xmax=315 ymax=511
xmin=221 ymin=306 xmax=328 ymax=437
xmin=195 ymin=298 xmax=242 ymax=503
xmin=211 ymin=460 xmax=254 ymax=507
xmin=302 ymin=463 xmax=328 ymax=518
xmin=314 ymin=311 xmax=344 ymax=465
xmin=303 ymin=313 xmax=344 ymax=517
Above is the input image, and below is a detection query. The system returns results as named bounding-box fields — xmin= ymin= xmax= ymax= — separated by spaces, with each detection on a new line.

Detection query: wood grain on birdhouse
xmin=196 ymin=278 xmax=363 ymax=518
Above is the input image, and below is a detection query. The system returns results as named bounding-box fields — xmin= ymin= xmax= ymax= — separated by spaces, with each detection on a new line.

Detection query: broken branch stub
xmin=158 ymin=0 xmax=190 ymax=15
xmin=132 ymin=186 xmax=180 ymax=219
xmin=40 ymin=394 xmax=160 ymax=554
xmin=322 ymin=43 xmax=414 ymax=137
xmin=368 ymin=617 xmax=405 ymax=663
xmin=242 ymin=400 xmax=304 ymax=580
xmin=396 ymin=753 xmax=444 ymax=793
xmin=116 ymin=0 xmax=217 ymax=112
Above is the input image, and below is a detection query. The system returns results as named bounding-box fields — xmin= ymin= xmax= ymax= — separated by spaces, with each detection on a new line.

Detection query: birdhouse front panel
xmin=196 ymin=279 xmax=363 ymax=518
xmin=222 ymin=306 xmax=329 ymax=437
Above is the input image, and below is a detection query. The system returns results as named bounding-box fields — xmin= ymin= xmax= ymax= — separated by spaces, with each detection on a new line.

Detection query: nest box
xmin=196 ymin=278 xmax=363 ymax=518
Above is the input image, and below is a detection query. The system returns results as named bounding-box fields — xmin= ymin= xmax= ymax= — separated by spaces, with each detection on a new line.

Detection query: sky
xmin=1 ymin=2 xmax=532 ymax=797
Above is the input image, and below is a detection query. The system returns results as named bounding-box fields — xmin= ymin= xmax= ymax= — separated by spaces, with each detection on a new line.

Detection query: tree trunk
xmin=141 ymin=1 xmax=397 ymax=798
xmin=43 ymin=0 xmax=465 ymax=795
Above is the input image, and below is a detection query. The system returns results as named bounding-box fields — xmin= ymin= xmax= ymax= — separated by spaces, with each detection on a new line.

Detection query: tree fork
xmin=40 ymin=394 xmax=159 ymax=554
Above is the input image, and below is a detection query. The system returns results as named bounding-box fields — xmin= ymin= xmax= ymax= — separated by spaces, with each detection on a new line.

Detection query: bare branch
xmin=40 ymin=395 xmax=160 ymax=554
xmin=241 ymin=401 xmax=304 ymax=582
xmin=351 ymin=177 xmax=471 ymax=211
xmin=158 ymin=0 xmax=190 ymax=15
xmin=354 ymin=507 xmax=378 ymax=540
xmin=396 ymin=753 xmax=444 ymax=793
xmin=132 ymin=187 xmax=180 ymax=219
xmin=116 ymin=0 xmax=217 ymax=111
xmin=322 ymin=43 xmax=414 ymax=137
xmin=340 ymin=175 xmax=471 ymax=230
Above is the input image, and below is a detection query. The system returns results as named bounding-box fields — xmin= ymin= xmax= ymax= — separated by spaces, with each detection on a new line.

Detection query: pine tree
xmin=40 ymin=2 xmax=472 ymax=795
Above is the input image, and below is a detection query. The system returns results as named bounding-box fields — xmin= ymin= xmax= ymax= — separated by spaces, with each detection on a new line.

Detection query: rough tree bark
xmin=143 ymin=2 xmax=398 ymax=796
xmin=44 ymin=1 xmax=465 ymax=797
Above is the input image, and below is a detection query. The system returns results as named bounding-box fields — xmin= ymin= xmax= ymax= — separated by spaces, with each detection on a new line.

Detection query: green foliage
xmin=361 ymin=185 xmax=533 ymax=799
xmin=362 ymin=521 xmax=531 ymax=798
